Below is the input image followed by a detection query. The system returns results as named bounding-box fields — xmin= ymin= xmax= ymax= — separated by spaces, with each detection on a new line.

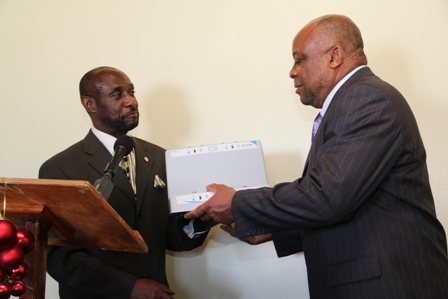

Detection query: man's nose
xmin=289 ymin=66 xmax=297 ymax=79
xmin=124 ymin=93 xmax=137 ymax=106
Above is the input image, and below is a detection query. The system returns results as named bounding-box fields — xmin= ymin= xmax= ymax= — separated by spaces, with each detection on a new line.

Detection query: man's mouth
xmin=124 ymin=111 xmax=139 ymax=118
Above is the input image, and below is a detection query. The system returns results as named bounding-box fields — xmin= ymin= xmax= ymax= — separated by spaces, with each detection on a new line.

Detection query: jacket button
xmin=138 ymin=210 xmax=144 ymax=217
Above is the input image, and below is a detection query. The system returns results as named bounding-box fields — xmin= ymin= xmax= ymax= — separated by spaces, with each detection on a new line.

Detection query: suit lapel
xmin=302 ymin=142 xmax=316 ymax=176
xmin=84 ymin=130 xmax=112 ymax=176
xmin=84 ymin=130 xmax=136 ymax=206
xmin=114 ymin=170 xmax=136 ymax=204
xmin=302 ymin=67 xmax=374 ymax=176
xmin=133 ymin=138 xmax=154 ymax=212
xmin=302 ymin=155 xmax=310 ymax=176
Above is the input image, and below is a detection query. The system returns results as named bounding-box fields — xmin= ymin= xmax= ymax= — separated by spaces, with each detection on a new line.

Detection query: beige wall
xmin=1 ymin=1 xmax=447 ymax=298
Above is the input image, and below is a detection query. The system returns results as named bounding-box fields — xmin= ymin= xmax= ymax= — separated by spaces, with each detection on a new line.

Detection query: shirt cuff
xmin=183 ymin=219 xmax=209 ymax=239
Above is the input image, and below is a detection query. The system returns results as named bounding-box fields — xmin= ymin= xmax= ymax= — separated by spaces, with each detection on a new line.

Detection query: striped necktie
xmin=312 ymin=113 xmax=323 ymax=143
xmin=121 ymin=154 xmax=136 ymax=193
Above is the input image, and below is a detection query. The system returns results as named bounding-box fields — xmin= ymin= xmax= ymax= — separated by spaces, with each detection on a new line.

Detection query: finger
xmin=206 ymin=183 xmax=219 ymax=192
xmin=199 ymin=214 xmax=212 ymax=222
xmin=220 ymin=224 xmax=236 ymax=237
xmin=164 ymin=287 xmax=176 ymax=296
xmin=220 ymin=224 xmax=231 ymax=232
xmin=184 ymin=203 xmax=206 ymax=219
xmin=159 ymin=291 xmax=175 ymax=299
xmin=157 ymin=284 xmax=176 ymax=297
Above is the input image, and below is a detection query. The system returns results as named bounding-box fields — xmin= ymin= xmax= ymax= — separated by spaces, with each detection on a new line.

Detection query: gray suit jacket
xmin=39 ymin=130 xmax=207 ymax=299
xmin=232 ymin=68 xmax=448 ymax=299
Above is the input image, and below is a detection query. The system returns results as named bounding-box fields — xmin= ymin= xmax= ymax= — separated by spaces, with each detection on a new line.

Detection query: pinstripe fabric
xmin=232 ymin=68 xmax=448 ymax=298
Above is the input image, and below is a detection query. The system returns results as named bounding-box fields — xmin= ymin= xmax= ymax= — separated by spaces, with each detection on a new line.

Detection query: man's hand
xmin=220 ymin=224 xmax=272 ymax=245
xmin=184 ymin=183 xmax=236 ymax=224
xmin=130 ymin=279 xmax=175 ymax=299
xmin=193 ymin=218 xmax=219 ymax=232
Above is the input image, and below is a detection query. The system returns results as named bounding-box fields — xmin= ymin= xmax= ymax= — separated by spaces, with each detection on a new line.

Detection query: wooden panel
xmin=0 ymin=178 xmax=147 ymax=253
xmin=22 ymin=220 xmax=49 ymax=299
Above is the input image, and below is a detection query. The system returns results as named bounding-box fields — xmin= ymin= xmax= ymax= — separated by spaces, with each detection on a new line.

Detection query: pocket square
xmin=154 ymin=175 xmax=166 ymax=189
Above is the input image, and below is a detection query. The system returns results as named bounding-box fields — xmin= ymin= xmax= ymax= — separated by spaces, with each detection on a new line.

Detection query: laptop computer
xmin=165 ymin=140 xmax=269 ymax=214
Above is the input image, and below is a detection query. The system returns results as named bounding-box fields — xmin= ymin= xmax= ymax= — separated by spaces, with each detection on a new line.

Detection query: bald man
xmin=186 ymin=15 xmax=448 ymax=299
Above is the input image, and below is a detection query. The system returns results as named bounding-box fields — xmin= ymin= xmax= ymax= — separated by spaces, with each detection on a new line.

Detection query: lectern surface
xmin=0 ymin=177 xmax=147 ymax=253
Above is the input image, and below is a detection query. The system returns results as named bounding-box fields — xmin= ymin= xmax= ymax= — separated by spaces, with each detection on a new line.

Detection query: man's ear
xmin=328 ymin=46 xmax=343 ymax=68
xmin=81 ymin=96 xmax=96 ymax=113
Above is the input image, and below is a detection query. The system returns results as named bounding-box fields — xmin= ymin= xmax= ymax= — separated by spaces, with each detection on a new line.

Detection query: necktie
xmin=311 ymin=113 xmax=323 ymax=143
xmin=121 ymin=154 xmax=136 ymax=193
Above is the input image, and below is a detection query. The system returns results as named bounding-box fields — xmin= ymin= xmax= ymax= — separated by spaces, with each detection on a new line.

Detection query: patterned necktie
xmin=311 ymin=113 xmax=323 ymax=143
xmin=121 ymin=154 xmax=136 ymax=193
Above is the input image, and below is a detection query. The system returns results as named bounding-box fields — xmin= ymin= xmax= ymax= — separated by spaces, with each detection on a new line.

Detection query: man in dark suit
xmin=39 ymin=66 xmax=209 ymax=299
xmin=185 ymin=14 xmax=448 ymax=298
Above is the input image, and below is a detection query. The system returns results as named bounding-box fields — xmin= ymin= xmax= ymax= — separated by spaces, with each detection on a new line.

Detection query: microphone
xmin=104 ymin=135 xmax=134 ymax=177
xmin=94 ymin=135 xmax=134 ymax=200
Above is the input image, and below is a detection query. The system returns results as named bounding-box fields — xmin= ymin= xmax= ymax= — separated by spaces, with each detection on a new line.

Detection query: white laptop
xmin=165 ymin=140 xmax=269 ymax=214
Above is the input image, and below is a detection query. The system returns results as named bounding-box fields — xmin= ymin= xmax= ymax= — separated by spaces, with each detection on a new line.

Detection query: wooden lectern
xmin=0 ymin=177 xmax=148 ymax=299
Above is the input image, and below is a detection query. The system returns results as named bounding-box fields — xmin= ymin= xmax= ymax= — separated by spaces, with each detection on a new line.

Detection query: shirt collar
xmin=90 ymin=127 xmax=134 ymax=154
xmin=91 ymin=127 xmax=117 ymax=155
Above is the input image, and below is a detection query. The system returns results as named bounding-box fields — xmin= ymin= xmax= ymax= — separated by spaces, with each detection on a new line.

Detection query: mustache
xmin=123 ymin=106 xmax=139 ymax=117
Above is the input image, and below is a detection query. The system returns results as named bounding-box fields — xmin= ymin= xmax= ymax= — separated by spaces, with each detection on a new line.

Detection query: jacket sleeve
xmin=232 ymin=85 xmax=404 ymax=238
xmin=272 ymin=230 xmax=303 ymax=257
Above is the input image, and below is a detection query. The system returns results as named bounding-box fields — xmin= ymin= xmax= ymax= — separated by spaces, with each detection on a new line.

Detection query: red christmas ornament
xmin=0 ymin=221 xmax=17 ymax=249
xmin=8 ymin=263 xmax=28 ymax=281
xmin=0 ymin=246 xmax=24 ymax=270
xmin=10 ymin=281 xmax=25 ymax=297
xmin=0 ymin=282 xmax=10 ymax=298
xmin=14 ymin=228 xmax=35 ymax=254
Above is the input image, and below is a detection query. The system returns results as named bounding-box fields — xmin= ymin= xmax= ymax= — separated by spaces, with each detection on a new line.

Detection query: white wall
xmin=1 ymin=1 xmax=447 ymax=298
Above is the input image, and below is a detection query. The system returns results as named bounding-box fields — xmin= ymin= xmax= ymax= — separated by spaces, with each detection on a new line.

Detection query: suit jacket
xmin=39 ymin=130 xmax=207 ymax=299
xmin=232 ymin=68 xmax=448 ymax=299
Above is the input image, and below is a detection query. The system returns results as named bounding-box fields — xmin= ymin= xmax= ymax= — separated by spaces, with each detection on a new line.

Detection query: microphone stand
xmin=94 ymin=172 xmax=115 ymax=200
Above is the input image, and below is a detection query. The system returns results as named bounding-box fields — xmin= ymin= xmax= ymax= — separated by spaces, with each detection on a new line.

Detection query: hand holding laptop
xmin=184 ymin=183 xmax=235 ymax=224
